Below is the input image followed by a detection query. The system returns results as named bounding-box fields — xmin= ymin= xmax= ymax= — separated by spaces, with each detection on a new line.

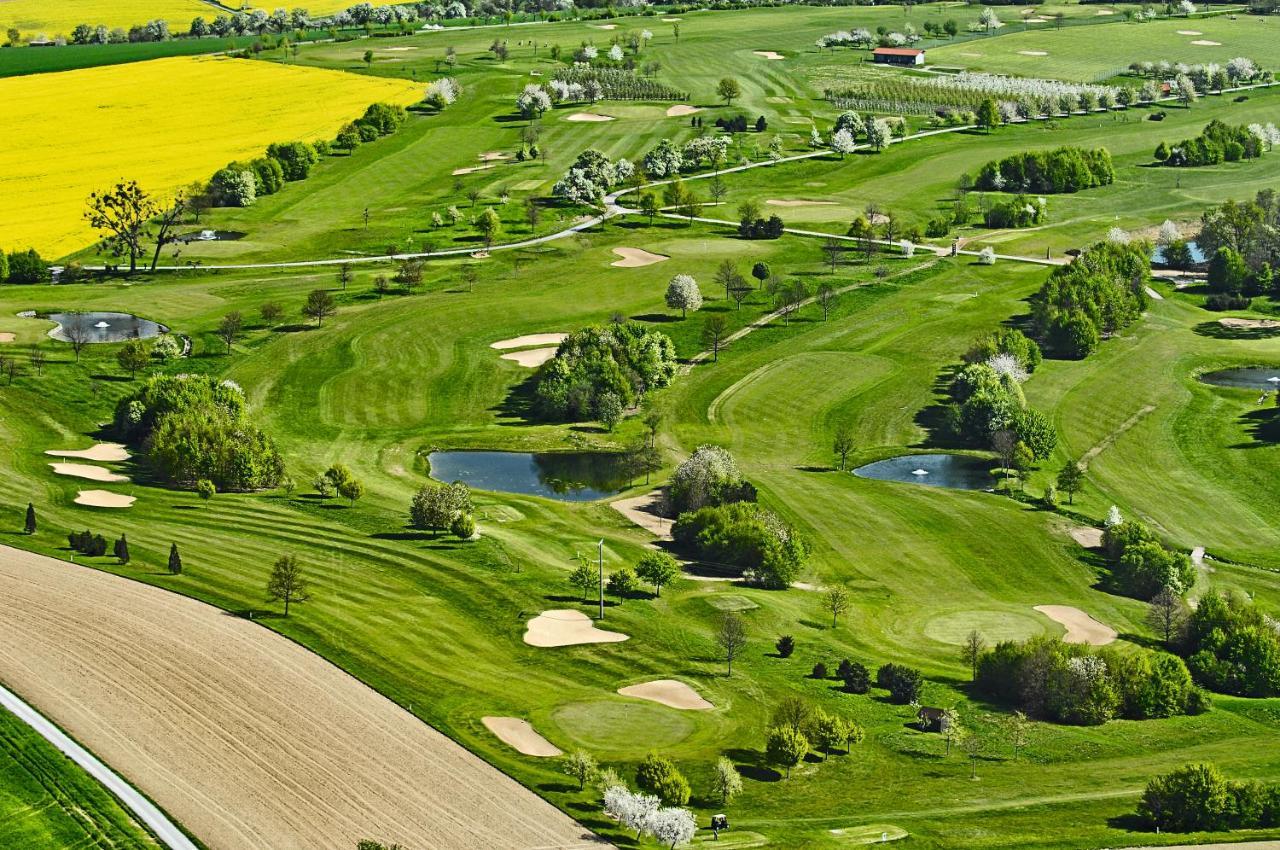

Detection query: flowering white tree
xmin=665 ymin=274 xmax=703 ymax=317
xmin=1179 ymin=0 xmax=1196 ymax=15
xmin=865 ymin=117 xmax=892 ymax=151
xmin=829 ymin=128 xmax=857 ymax=158
xmin=809 ymin=126 xmax=824 ymax=148
xmin=648 ymin=807 xmax=697 ymax=848
xmin=1226 ymin=56 xmax=1257 ymax=82
xmin=602 ymin=786 xmax=660 ymax=837
xmin=1106 ymin=226 xmax=1131 ymax=245
xmin=900 ymin=239 xmax=915 ymax=258
xmin=425 ymin=77 xmax=459 ymax=106
xmin=608 ymin=43 xmax=624 ymax=62
xmin=641 ymin=29 xmax=653 ymax=44
xmin=979 ymin=7 xmax=1002 ymax=32
xmin=978 ymin=246 xmax=996 ymax=265
xmin=1105 ymin=505 xmax=1124 ymax=527
xmin=643 ymin=138 xmax=684 ymax=177
xmin=516 ymin=84 xmax=551 ymax=118
xmin=1157 ymin=220 xmax=1181 ymax=246
xmin=579 ymin=44 xmax=598 ymax=61
xmin=987 ymin=353 xmax=1028 ymax=383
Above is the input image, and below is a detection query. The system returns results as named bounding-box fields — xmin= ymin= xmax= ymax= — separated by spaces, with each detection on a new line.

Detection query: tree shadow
xmin=724 ymin=748 xmax=781 ymax=783
xmin=538 ymin=782 xmax=579 ymax=794
xmin=1105 ymin=813 xmax=1149 ymax=833
xmin=1193 ymin=320 xmax=1280 ymax=341
xmin=1238 ymin=407 xmax=1280 ymax=445
xmin=371 ymin=529 xmax=434 ymax=542
xmin=631 ymin=313 xmax=681 ymax=323
xmin=490 ymin=373 xmax=542 ymax=426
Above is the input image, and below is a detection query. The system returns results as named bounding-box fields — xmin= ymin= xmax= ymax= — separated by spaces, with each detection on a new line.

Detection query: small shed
xmin=917 ymin=706 xmax=951 ymax=732
xmin=872 ymin=47 xmax=925 ymax=67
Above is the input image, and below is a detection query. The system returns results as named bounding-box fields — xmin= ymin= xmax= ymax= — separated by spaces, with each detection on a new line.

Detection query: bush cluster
xmin=1102 ymin=520 xmax=1196 ymax=599
xmin=0 ymin=248 xmax=49 ymax=284
xmin=532 ymin=322 xmax=676 ymax=422
xmin=1156 ymin=120 xmax=1265 ymax=168
xmin=67 ymin=530 xmax=108 ymax=557
xmin=1182 ymin=591 xmax=1280 ymax=697
xmin=977 ymin=146 xmax=1115 ymax=194
xmin=738 ymin=215 xmax=785 ymax=240
xmin=984 ymin=194 xmax=1047 ymax=229
xmin=875 ymin=663 xmax=922 ymax=704
xmin=1139 ymin=763 xmax=1280 ymax=833
xmin=976 ymin=636 xmax=1203 ymax=725
xmin=672 ymin=502 xmax=807 ymax=589
xmin=1031 ymin=240 xmax=1150 ymax=358
xmin=668 ymin=446 xmax=756 ymax=514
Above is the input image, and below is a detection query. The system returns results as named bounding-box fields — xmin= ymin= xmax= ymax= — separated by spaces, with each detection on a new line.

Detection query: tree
xmin=1148 ymin=587 xmax=1188 ymax=646
xmin=1004 ymin=710 xmax=1030 ymax=760
xmin=450 ymin=512 xmax=475 ymax=540
xmin=941 ymin=709 xmax=963 ymax=756
xmin=410 ymin=481 xmax=472 ymax=537
xmin=477 ymin=207 xmax=502 ymax=248
xmin=841 ymin=661 xmax=870 ymax=694
xmin=303 ymin=289 xmax=337 ymax=326
xmin=766 ymin=725 xmax=808 ymax=778
xmin=701 ymin=315 xmax=729 ymax=363
xmin=1138 ymin=763 xmax=1232 ymax=832
xmin=569 ymin=563 xmax=596 ymax=601
xmin=562 ymin=750 xmax=598 ymax=791
xmin=960 ymin=629 xmax=986 ymax=680
xmin=28 ymin=346 xmax=46 ymax=376
xmin=24 ymin=502 xmax=36 ymax=535
xmin=639 ymin=192 xmax=660 ymax=224
xmin=829 ymin=128 xmax=856 ymax=159
xmin=266 ymin=554 xmax=310 ymax=616
xmin=217 ymin=311 xmax=243 ymax=354
xmin=85 ymin=180 xmax=156 ymax=273
xmin=338 ymin=477 xmax=365 ymax=506
xmin=962 ymin=727 xmax=984 ymax=779
xmin=816 ymin=283 xmax=836 ymax=320
xmin=1056 ymin=460 xmax=1084 ymax=504
xmin=648 ymin=807 xmax=696 ymax=849
xmin=636 ymin=753 xmax=690 ymax=805
xmin=597 ymin=392 xmax=624 ymax=431
xmin=812 ymin=711 xmax=847 ymax=760
xmin=337 ymin=262 xmax=353 ymax=291
xmin=775 ymin=635 xmax=795 ymax=658
xmin=832 ymin=423 xmax=854 ymax=471
xmin=635 ymin=551 xmax=680 ymax=596
xmin=717 ymin=77 xmax=741 ymax=106
xmin=711 ymin=756 xmax=742 ymax=805
xmin=260 ymin=302 xmax=284 ymax=327
xmin=824 ymin=586 xmax=850 ymax=628
xmin=148 ymin=192 xmax=187 ymax=271
xmin=664 ymin=274 xmax=702 ymax=318
xmin=717 ymin=612 xmax=747 ymax=676
xmin=168 ymin=543 xmax=182 ymax=575
xmin=116 ymin=339 xmax=150 ymax=378
xmin=607 ymin=568 xmax=638 ymax=603
xmin=196 ymin=479 xmax=216 ymax=502
xmin=976 ymin=97 xmax=1001 ymax=133
xmin=113 ymin=534 xmax=130 ymax=564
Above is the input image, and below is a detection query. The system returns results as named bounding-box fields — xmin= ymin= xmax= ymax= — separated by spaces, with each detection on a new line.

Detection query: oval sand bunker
xmin=500 ymin=347 xmax=558 ymax=368
xmin=617 ymin=680 xmax=712 ymax=710
xmin=565 ymin=112 xmax=614 ymax=122
xmin=482 ymin=717 xmax=562 ymax=757
xmin=74 ymin=490 xmax=136 ymax=509
xmin=1034 ymin=605 xmax=1117 ymax=646
xmin=46 ymin=442 xmax=131 ymax=463
xmin=524 ymin=609 xmax=628 ymax=647
xmin=50 ymin=463 xmax=129 ymax=483
xmin=611 ymin=247 xmax=669 ymax=268
xmin=490 ymin=333 xmax=567 ymax=350
xmin=666 ymin=104 xmax=699 ymax=117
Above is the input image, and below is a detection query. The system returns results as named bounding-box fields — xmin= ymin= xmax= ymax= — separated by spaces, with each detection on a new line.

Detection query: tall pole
xmin=597 ymin=539 xmax=605 ymax=620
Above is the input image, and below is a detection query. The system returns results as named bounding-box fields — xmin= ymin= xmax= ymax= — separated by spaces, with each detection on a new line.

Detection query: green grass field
xmin=5 ymin=4 xmax=1280 ymax=848
xmin=0 ymin=707 xmax=160 ymax=849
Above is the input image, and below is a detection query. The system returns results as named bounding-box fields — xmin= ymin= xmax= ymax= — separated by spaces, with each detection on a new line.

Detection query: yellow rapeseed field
xmin=0 ymin=56 xmax=422 ymax=258
xmin=1 ymin=0 xmax=213 ymax=38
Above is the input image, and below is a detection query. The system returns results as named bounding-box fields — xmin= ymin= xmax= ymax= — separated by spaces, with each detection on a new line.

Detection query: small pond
xmin=177 ymin=229 xmax=246 ymax=243
xmin=1199 ymin=367 xmax=1280 ymax=391
xmin=427 ymin=450 xmax=632 ymax=501
xmin=852 ymin=453 xmax=994 ymax=491
xmin=1152 ymin=240 xmax=1206 ymax=267
xmin=45 ymin=311 xmax=168 ymax=344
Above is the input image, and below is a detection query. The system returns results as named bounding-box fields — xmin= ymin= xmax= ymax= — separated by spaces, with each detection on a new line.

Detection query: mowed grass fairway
xmin=0 ymin=706 xmax=160 ymax=849
xmin=0 ymin=56 xmax=422 ymax=258
xmin=0 ymin=0 xmax=211 ymax=38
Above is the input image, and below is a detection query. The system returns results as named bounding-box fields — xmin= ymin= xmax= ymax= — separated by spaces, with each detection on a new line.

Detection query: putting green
xmin=830 ymin=824 xmax=908 ymax=844
xmin=550 ymin=700 xmax=696 ymax=752
xmin=705 ymin=594 xmax=760 ymax=613
xmin=922 ymin=610 xmax=1046 ymax=646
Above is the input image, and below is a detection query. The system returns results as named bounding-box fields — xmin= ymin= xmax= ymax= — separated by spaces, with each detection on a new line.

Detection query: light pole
xmin=597 ymin=539 xmax=605 ymax=620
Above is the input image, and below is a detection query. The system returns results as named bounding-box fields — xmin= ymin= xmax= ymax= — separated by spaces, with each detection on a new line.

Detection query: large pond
xmin=853 ymin=453 xmax=995 ymax=491
xmin=427 ymin=450 xmax=632 ymax=501
xmin=1152 ymin=240 xmax=1207 ymax=267
xmin=46 ymin=311 xmax=168 ymax=344
xmin=1199 ymin=367 xmax=1280 ymax=391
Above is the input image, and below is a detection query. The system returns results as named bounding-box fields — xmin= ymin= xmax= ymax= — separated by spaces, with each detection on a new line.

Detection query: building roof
xmin=873 ymin=47 xmax=924 ymax=56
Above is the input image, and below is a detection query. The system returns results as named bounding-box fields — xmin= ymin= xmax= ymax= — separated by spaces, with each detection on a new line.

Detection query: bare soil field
xmin=0 ymin=545 xmax=601 ymax=850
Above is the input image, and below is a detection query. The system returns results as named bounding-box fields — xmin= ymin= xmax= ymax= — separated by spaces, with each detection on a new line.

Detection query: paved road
xmin=0 ymin=680 xmax=198 ymax=850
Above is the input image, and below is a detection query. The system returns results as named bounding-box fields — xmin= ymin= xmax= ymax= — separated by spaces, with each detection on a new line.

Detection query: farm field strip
xmin=0 ymin=0 xmax=212 ymax=38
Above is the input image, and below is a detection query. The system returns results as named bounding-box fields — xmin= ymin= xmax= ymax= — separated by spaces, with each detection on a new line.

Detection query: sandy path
xmin=482 ymin=717 xmax=562 ymax=757
xmin=1114 ymin=843 xmax=1280 ymax=850
xmin=1145 ymin=286 xmax=1164 ymax=300
xmin=565 ymin=113 xmax=614 ymax=122
xmin=1033 ymin=605 xmax=1117 ymax=645
xmin=524 ymin=610 xmax=629 ymax=648
xmin=452 ymin=164 xmax=495 ymax=175
xmin=0 ymin=332 xmax=14 ymax=343
xmin=491 ymin=333 xmax=567 ymax=350
xmin=617 ymin=680 xmax=712 ymax=710
xmin=1081 ymin=405 xmax=1156 ymax=467
xmin=610 ymin=247 xmax=669 ymax=268
xmin=1069 ymin=526 xmax=1103 ymax=549
xmin=46 ymin=442 xmax=131 ymax=462
xmin=1191 ymin=39 xmax=1221 ymax=46
xmin=0 ymin=546 xmax=601 ymax=850
xmin=50 ymin=463 xmax=129 ymax=483
xmin=501 ymin=347 xmax=558 ymax=368
xmin=611 ymin=490 xmax=672 ymax=541
xmin=753 ymin=51 xmax=784 ymax=60
xmin=766 ymin=199 xmax=836 ymax=208
xmin=74 ymin=490 xmax=136 ymax=508
xmin=1018 ymin=50 xmax=1048 ymax=56
xmin=666 ymin=104 xmax=699 ymax=117
xmin=479 ymin=151 xmax=509 ymax=162
xmin=1177 ymin=29 xmax=1203 ymax=35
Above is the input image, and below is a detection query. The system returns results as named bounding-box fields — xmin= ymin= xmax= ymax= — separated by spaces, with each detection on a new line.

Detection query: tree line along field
xmin=0 ymin=707 xmax=161 ymax=849
xmin=0 ymin=56 xmax=421 ymax=259
xmin=0 ymin=0 xmax=213 ymax=38
xmin=2 ymin=214 xmax=1279 ymax=846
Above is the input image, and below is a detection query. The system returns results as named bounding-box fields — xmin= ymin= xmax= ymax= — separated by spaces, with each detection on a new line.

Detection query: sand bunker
xmin=611 ymin=247 xmax=669 ymax=268
xmin=1095 ymin=8 xmax=1115 ymax=14
xmin=382 ymin=46 xmax=417 ymax=51
xmin=960 ymin=52 xmax=984 ymax=57
xmin=1220 ymin=317 xmax=1280 ymax=330
xmin=524 ymin=609 xmax=629 ymax=647
xmin=491 ymin=333 xmax=567 ymax=350
xmin=753 ymin=51 xmax=785 ymax=60
xmin=617 ymin=680 xmax=713 ymax=711
xmin=451 ymin=164 xmax=494 ymax=176
xmin=481 ymin=717 xmax=562 ymax=757
xmin=50 ymin=463 xmax=129 ymax=483
xmin=592 ymin=23 xmax=617 ymax=29
xmin=1069 ymin=526 xmax=1103 ymax=549
xmin=662 ymin=16 xmax=681 ymax=21
xmin=666 ymin=104 xmax=700 ymax=117
xmin=1145 ymin=286 xmax=1164 ymax=301
xmin=766 ymin=199 xmax=837 ymax=208
xmin=1034 ymin=605 xmax=1117 ymax=646
xmin=500 ymin=347 xmax=558 ymax=368
xmin=1018 ymin=50 xmax=1048 ymax=56
xmin=565 ymin=112 xmax=614 ymax=122
xmin=612 ymin=489 xmax=672 ymax=541
xmin=1025 ymin=16 xmax=1051 ymax=22
xmin=478 ymin=151 xmax=509 ymax=162
xmin=46 ymin=443 xmax=131 ymax=463
xmin=1177 ymin=29 xmax=1203 ymax=35
xmin=1191 ymin=39 xmax=1222 ymax=46
xmin=74 ymin=490 xmax=136 ymax=509
xmin=0 ymin=332 xmax=14 ymax=343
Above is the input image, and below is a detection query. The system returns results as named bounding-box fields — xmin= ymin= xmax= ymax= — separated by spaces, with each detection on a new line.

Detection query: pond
xmin=45 ymin=311 xmax=168 ymax=344
xmin=177 ymin=229 xmax=246 ymax=243
xmin=1199 ymin=367 xmax=1280 ymax=391
xmin=852 ymin=453 xmax=995 ymax=491
xmin=1152 ymin=240 xmax=1206 ymax=267
xmin=427 ymin=450 xmax=632 ymax=501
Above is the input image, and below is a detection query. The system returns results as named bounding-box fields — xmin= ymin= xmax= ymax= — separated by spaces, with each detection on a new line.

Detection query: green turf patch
xmin=550 ymin=700 xmax=696 ymax=752
xmin=704 ymin=594 xmax=760 ymax=612
xmin=922 ymin=610 xmax=1046 ymax=646
xmin=690 ymin=829 xmax=769 ymax=847
xmin=829 ymin=824 xmax=908 ymax=844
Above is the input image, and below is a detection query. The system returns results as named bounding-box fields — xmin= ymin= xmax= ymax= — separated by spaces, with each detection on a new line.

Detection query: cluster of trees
xmin=764 ymin=696 xmax=864 ymax=778
xmin=551 ymin=67 xmax=686 ymax=102
xmin=1139 ymin=763 xmax=1280 ymax=833
xmin=0 ymin=248 xmax=49 ymax=284
xmin=983 ymin=194 xmax=1047 ymax=229
xmin=673 ymin=502 xmax=807 ymax=589
xmin=667 ymin=445 xmax=756 ymax=514
xmin=1102 ymin=517 xmax=1196 ymax=599
xmin=809 ymin=657 xmax=875 ymax=694
xmin=1196 ymin=189 xmax=1280 ymax=300
xmin=552 ymin=149 xmax=633 ymax=205
xmin=713 ymin=114 xmax=767 ymax=134
xmin=976 ymin=636 xmax=1206 ymax=725
xmin=976 ymin=147 xmax=1115 ymax=194
xmin=409 ymin=481 xmax=474 ymax=538
xmin=876 ymin=663 xmax=924 ymax=704
xmin=826 ymin=109 xmax=903 ymax=157
xmin=1155 ymin=119 xmax=1272 ymax=168
xmin=532 ymin=322 xmax=676 ymax=423
xmin=1127 ymin=57 xmax=1268 ymax=90
xmin=113 ymin=374 xmax=285 ymax=491
xmin=1031 ymin=240 xmax=1150 ymax=358
xmin=1181 ymin=591 xmax=1280 ymax=697
xmin=602 ymin=784 xmax=695 ymax=847
xmin=312 ymin=463 xmax=365 ymax=505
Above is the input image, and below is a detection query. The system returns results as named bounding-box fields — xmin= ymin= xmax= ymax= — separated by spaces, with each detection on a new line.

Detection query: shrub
xmin=842 ymin=661 xmax=870 ymax=694
xmin=635 ymin=753 xmax=690 ymax=805
xmin=1182 ymin=591 xmax=1280 ymax=697
xmin=6 ymin=248 xmax=48 ymax=283
xmin=450 ymin=512 xmax=476 ymax=539
xmin=984 ymin=195 xmax=1045 ymax=229
xmin=1102 ymin=520 xmax=1195 ymax=598
xmin=876 ymin=663 xmax=922 ymax=704
xmin=672 ymin=502 xmax=807 ymax=589
xmin=532 ymin=323 xmax=676 ymax=422
xmin=266 ymin=141 xmax=320 ymax=180
xmin=1160 ymin=120 xmax=1264 ymax=168
xmin=811 ymin=662 xmax=829 ymax=679
xmin=776 ymin=635 xmax=795 ymax=658
xmin=1138 ymin=764 xmax=1233 ymax=832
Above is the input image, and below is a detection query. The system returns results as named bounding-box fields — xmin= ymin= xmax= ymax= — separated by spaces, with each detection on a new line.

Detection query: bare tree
xmin=832 ymin=423 xmax=854 ymax=471
xmin=149 ymin=191 xmax=188 ymax=271
xmin=1003 ymin=710 xmax=1030 ymax=761
xmin=701 ymin=315 xmax=729 ymax=363
xmin=823 ymin=237 xmax=843 ymax=273
xmin=84 ymin=180 xmax=156 ymax=273
xmin=63 ymin=312 xmax=91 ymax=363
xmin=216 ymin=311 xmax=243 ymax=354
xmin=962 ymin=727 xmax=984 ymax=779
xmin=825 ymin=586 xmax=850 ymax=628
xmin=28 ymin=345 xmax=46 ymax=376
xmin=991 ymin=429 xmax=1018 ymax=488
xmin=1147 ymin=588 xmax=1188 ymax=646
xmin=337 ymin=262 xmax=353 ymax=291
xmin=717 ymin=612 xmax=747 ymax=676
xmin=816 ymin=283 xmax=836 ymax=320
xmin=960 ymin=629 xmax=986 ymax=680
